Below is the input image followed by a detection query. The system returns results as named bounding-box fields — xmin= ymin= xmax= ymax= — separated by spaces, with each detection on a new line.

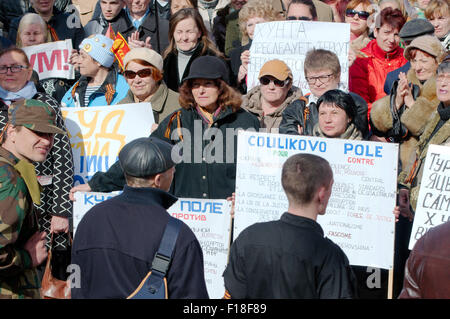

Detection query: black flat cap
xmin=182 ymin=56 xmax=230 ymax=85
xmin=399 ymin=18 xmax=435 ymax=42
xmin=119 ymin=137 xmax=174 ymax=177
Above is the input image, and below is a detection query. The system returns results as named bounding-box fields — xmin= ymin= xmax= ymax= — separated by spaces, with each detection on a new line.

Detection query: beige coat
xmin=370 ymin=69 xmax=440 ymax=169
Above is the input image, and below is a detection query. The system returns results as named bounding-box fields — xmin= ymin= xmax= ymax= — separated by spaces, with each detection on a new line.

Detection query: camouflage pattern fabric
xmin=0 ymin=147 xmax=40 ymax=299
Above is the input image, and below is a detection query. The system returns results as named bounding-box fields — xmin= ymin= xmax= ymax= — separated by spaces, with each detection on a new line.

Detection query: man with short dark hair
xmin=223 ymin=153 xmax=357 ymax=299
xmin=84 ymin=0 xmax=129 ymax=36
xmin=286 ymin=0 xmax=318 ymax=21
xmin=0 ymin=99 xmax=65 ymax=298
xmin=71 ymin=137 xmax=209 ymax=299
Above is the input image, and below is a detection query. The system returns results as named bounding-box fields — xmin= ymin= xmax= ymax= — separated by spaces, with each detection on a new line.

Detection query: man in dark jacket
xmin=71 ymin=137 xmax=209 ymax=299
xmin=399 ymin=221 xmax=450 ymax=299
xmin=122 ymin=0 xmax=169 ymax=54
xmin=223 ymin=153 xmax=357 ymax=299
xmin=84 ymin=0 xmax=130 ymax=37
xmin=8 ymin=0 xmax=85 ymax=49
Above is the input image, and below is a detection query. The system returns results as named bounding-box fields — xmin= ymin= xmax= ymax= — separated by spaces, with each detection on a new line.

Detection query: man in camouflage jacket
xmin=0 ymin=99 xmax=65 ymax=299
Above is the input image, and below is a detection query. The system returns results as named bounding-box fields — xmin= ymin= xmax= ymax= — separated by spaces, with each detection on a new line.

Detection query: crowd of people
xmin=0 ymin=0 xmax=448 ymax=299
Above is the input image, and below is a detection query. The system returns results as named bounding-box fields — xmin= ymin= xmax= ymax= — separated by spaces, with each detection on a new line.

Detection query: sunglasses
xmin=345 ymin=9 xmax=370 ymax=20
xmin=259 ymin=76 xmax=289 ymax=87
xmin=123 ymin=68 xmax=153 ymax=79
xmin=287 ymin=16 xmax=312 ymax=21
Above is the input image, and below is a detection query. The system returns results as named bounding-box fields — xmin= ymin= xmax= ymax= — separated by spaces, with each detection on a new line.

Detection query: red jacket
xmin=349 ymin=39 xmax=407 ymax=115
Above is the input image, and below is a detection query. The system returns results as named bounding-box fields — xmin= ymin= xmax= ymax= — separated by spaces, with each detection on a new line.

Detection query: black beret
xmin=182 ymin=56 xmax=230 ymax=85
xmin=399 ymin=18 xmax=435 ymax=42
xmin=119 ymin=137 xmax=175 ymax=177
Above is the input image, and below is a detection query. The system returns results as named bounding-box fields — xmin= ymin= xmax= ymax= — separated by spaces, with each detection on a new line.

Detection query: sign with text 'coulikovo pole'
xmin=73 ymin=193 xmax=231 ymax=299
xmin=409 ymin=144 xmax=450 ymax=249
xmin=248 ymin=21 xmax=350 ymax=93
xmin=61 ymin=103 xmax=155 ymax=185
xmin=234 ymin=131 xmax=398 ymax=269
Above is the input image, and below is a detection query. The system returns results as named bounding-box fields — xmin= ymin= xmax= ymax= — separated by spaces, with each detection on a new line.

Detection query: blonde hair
xmin=16 ymin=13 xmax=51 ymax=48
xmin=425 ymin=0 xmax=449 ymax=20
xmin=238 ymin=0 xmax=282 ymax=44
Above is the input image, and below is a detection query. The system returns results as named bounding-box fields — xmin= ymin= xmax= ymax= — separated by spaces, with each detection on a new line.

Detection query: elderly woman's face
xmin=20 ymin=23 xmax=46 ymax=47
xmin=125 ymin=61 xmax=158 ymax=100
xmin=436 ymin=71 xmax=450 ymax=105
xmin=306 ymin=68 xmax=340 ymax=98
xmin=374 ymin=23 xmax=400 ymax=52
xmin=410 ymin=50 xmax=439 ymax=82
xmin=174 ymin=17 xmax=201 ymax=52
xmin=78 ymin=50 xmax=100 ymax=77
xmin=429 ymin=11 xmax=450 ymax=39
xmin=191 ymin=79 xmax=220 ymax=111
xmin=345 ymin=4 xmax=369 ymax=36
xmin=246 ymin=16 xmax=266 ymax=40
xmin=170 ymin=0 xmax=193 ymax=14
xmin=260 ymin=75 xmax=291 ymax=107
xmin=0 ymin=51 xmax=33 ymax=92
xmin=318 ymin=102 xmax=351 ymax=137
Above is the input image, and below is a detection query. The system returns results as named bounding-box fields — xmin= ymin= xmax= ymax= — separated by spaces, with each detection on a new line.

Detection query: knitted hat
xmin=8 ymin=99 xmax=65 ymax=134
xmin=79 ymin=34 xmax=115 ymax=68
xmin=119 ymin=137 xmax=175 ymax=177
xmin=258 ymin=59 xmax=293 ymax=81
xmin=399 ymin=18 xmax=435 ymax=42
xmin=123 ymin=48 xmax=163 ymax=71
xmin=404 ymin=35 xmax=445 ymax=61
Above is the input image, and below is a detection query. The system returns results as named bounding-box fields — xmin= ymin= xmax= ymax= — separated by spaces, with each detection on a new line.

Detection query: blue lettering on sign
xmin=179 ymin=200 xmax=223 ymax=214
xmin=344 ymin=143 xmax=383 ymax=157
xmin=247 ymin=135 xmax=327 ymax=153
xmin=79 ymin=155 xmax=118 ymax=173
xmin=84 ymin=193 xmax=115 ymax=206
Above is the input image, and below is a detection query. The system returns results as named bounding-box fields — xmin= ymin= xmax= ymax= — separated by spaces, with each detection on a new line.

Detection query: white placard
xmin=247 ymin=21 xmax=350 ymax=93
xmin=409 ymin=144 xmax=450 ymax=249
xmin=22 ymin=40 xmax=75 ymax=80
xmin=73 ymin=193 xmax=231 ymax=299
xmin=61 ymin=103 xmax=155 ymax=185
xmin=234 ymin=131 xmax=398 ymax=269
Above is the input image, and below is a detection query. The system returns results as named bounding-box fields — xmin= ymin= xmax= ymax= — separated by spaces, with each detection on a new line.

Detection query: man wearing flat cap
xmin=71 ymin=137 xmax=209 ymax=299
xmin=0 ymin=99 xmax=65 ymax=299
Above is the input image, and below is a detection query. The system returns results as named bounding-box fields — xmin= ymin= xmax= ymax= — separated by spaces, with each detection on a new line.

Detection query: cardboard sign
xmin=234 ymin=131 xmax=398 ymax=269
xmin=409 ymin=144 xmax=450 ymax=249
xmin=61 ymin=103 xmax=155 ymax=185
xmin=248 ymin=21 xmax=350 ymax=93
xmin=22 ymin=40 xmax=75 ymax=80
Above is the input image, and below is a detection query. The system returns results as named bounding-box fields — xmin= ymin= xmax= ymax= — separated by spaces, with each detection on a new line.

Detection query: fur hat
xmin=79 ymin=34 xmax=115 ymax=68
xmin=404 ymin=35 xmax=445 ymax=61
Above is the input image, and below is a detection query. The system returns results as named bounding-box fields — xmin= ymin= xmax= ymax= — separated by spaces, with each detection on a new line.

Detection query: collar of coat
xmin=363 ymin=39 xmax=404 ymax=61
xmin=417 ymin=104 xmax=450 ymax=160
xmin=125 ymin=82 xmax=169 ymax=113
xmin=72 ymin=67 xmax=119 ymax=106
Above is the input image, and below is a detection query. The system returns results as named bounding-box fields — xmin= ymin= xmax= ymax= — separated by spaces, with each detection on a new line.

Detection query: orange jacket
xmin=349 ymin=39 xmax=407 ymax=115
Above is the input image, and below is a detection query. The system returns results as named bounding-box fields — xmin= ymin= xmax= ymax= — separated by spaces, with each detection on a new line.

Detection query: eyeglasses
xmin=305 ymin=74 xmax=334 ymax=85
xmin=345 ymin=9 xmax=370 ymax=20
xmin=0 ymin=65 xmax=28 ymax=74
xmin=287 ymin=16 xmax=312 ymax=21
xmin=123 ymin=68 xmax=153 ymax=79
xmin=259 ymin=76 xmax=290 ymax=87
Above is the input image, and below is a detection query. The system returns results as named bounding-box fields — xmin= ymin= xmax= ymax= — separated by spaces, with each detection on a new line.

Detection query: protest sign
xmin=73 ymin=193 xmax=231 ymax=299
xmin=22 ymin=40 xmax=75 ymax=80
xmin=61 ymin=103 xmax=155 ymax=185
xmin=234 ymin=131 xmax=398 ymax=269
xmin=408 ymin=144 xmax=450 ymax=249
xmin=247 ymin=21 xmax=350 ymax=93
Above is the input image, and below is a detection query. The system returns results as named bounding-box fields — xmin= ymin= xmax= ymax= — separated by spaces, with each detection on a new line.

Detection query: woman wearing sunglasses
xmin=344 ymin=0 xmax=374 ymax=54
xmin=119 ymin=48 xmax=179 ymax=127
xmin=61 ymin=34 xmax=129 ymax=107
xmin=241 ymin=59 xmax=303 ymax=133
xmin=349 ymin=7 xmax=407 ymax=117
